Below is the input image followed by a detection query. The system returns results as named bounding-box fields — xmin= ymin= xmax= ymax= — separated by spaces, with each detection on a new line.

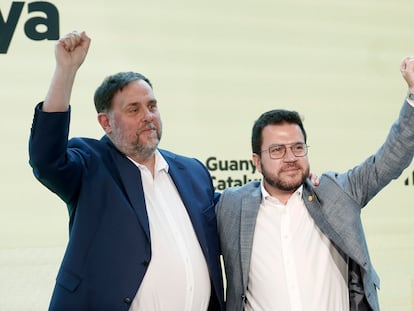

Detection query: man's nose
xmin=283 ymin=147 xmax=297 ymax=161
xmin=142 ymin=107 xmax=154 ymax=122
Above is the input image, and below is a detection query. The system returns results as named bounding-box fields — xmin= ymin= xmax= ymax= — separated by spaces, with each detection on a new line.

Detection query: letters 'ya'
xmin=0 ymin=2 xmax=59 ymax=53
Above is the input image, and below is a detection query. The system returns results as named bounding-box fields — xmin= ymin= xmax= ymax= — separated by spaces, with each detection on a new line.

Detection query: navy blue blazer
xmin=29 ymin=104 xmax=224 ymax=311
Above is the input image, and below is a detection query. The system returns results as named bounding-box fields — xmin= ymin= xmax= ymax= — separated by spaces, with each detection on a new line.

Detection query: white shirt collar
xmin=128 ymin=149 xmax=169 ymax=174
xmin=154 ymin=150 xmax=169 ymax=173
xmin=260 ymin=180 xmax=303 ymax=204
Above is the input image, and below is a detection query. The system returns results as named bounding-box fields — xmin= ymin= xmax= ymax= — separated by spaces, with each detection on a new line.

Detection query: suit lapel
xmin=102 ymin=136 xmax=150 ymax=241
xmin=162 ymin=151 xmax=210 ymax=256
xmin=302 ymin=179 xmax=347 ymax=251
xmin=240 ymin=184 xmax=262 ymax=290
xmin=302 ymin=179 xmax=367 ymax=266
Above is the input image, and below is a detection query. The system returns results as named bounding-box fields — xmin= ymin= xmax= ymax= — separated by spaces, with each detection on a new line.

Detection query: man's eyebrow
xmin=126 ymin=99 xmax=157 ymax=107
xmin=126 ymin=102 xmax=140 ymax=107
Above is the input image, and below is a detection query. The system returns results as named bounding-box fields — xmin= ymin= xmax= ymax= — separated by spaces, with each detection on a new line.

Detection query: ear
xmin=97 ymin=112 xmax=112 ymax=134
xmin=252 ymin=153 xmax=262 ymax=174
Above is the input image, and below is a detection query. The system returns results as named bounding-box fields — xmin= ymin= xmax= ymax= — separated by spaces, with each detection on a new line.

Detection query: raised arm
xmin=43 ymin=31 xmax=91 ymax=112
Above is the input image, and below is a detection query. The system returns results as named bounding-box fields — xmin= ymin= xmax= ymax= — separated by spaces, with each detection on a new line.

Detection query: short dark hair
xmin=94 ymin=72 xmax=152 ymax=113
xmin=251 ymin=109 xmax=307 ymax=154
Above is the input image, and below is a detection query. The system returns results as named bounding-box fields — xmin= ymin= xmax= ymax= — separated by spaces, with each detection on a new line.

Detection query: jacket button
xmin=124 ymin=297 xmax=132 ymax=305
xmin=141 ymin=260 xmax=149 ymax=267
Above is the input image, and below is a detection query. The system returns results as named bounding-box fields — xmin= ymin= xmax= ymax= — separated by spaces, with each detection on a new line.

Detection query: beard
xmin=111 ymin=122 xmax=162 ymax=161
xmin=262 ymin=161 xmax=309 ymax=193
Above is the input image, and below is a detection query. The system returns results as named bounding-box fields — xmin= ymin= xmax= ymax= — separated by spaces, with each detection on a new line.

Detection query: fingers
xmin=54 ymin=31 xmax=91 ymax=69
xmin=400 ymin=56 xmax=414 ymax=72
xmin=58 ymin=31 xmax=91 ymax=52
xmin=58 ymin=31 xmax=81 ymax=52
xmin=309 ymin=172 xmax=320 ymax=186
xmin=401 ymin=56 xmax=414 ymax=90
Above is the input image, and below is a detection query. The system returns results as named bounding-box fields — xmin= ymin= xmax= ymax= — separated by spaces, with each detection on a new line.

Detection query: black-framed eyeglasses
xmin=261 ymin=142 xmax=309 ymax=159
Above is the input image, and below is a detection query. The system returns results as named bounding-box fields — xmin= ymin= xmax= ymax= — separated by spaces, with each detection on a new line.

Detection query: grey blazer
xmin=216 ymin=101 xmax=414 ymax=311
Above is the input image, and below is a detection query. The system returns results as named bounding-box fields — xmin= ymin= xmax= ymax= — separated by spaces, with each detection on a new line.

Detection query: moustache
xmin=281 ymin=163 xmax=301 ymax=170
xmin=142 ymin=123 xmax=157 ymax=132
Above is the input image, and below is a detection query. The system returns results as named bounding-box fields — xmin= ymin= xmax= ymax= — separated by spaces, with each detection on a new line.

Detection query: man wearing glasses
xmin=216 ymin=56 xmax=414 ymax=311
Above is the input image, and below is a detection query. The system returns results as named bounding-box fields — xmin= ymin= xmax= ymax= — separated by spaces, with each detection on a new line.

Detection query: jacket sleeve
xmin=332 ymin=100 xmax=414 ymax=207
xmin=28 ymin=103 xmax=85 ymax=204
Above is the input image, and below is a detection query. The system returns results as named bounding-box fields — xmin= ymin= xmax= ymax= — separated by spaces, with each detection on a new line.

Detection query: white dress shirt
xmin=129 ymin=151 xmax=210 ymax=311
xmin=245 ymin=183 xmax=349 ymax=311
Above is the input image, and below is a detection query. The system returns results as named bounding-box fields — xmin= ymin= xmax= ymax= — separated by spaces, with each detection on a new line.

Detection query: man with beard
xmin=28 ymin=31 xmax=224 ymax=311
xmin=216 ymin=56 xmax=414 ymax=311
